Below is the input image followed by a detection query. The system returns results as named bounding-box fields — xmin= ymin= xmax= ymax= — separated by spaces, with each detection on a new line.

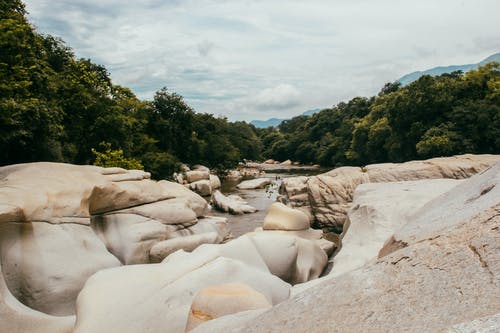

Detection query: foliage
xmin=91 ymin=142 xmax=144 ymax=170
xmin=259 ymin=63 xmax=500 ymax=165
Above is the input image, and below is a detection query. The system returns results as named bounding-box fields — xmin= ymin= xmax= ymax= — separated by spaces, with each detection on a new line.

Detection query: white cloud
xmin=23 ymin=0 xmax=500 ymax=121
xmin=254 ymin=84 xmax=301 ymax=110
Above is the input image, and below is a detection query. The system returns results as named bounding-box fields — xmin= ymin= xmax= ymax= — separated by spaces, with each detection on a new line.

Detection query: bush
xmin=91 ymin=142 xmax=144 ymax=170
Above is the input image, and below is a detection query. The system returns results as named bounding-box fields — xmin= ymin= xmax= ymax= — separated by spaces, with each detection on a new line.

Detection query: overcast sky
xmin=24 ymin=0 xmax=500 ymax=121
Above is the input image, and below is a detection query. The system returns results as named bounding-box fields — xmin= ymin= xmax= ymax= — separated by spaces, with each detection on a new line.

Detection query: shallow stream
xmin=207 ymin=169 xmax=326 ymax=237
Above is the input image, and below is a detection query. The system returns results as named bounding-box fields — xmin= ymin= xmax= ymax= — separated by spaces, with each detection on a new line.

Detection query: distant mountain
xmin=250 ymin=118 xmax=287 ymax=128
xmin=250 ymin=108 xmax=321 ymax=128
xmin=397 ymin=52 xmax=500 ymax=85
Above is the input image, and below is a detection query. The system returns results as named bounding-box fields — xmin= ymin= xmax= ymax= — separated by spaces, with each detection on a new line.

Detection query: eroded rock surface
xmin=330 ymin=178 xmax=461 ymax=277
xmin=0 ymin=162 xmax=229 ymax=331
xmin=185 ymin=283 xmax=271 ymax=332
xmin=74 ymin=256 xmax=290 ymax=333
xmin=279 ymin=154 xmax=500 ymax=233
xmin=196 ymin=206 xmax=500 ymax=333
xmin=236 ymin=178 xmax=272 ymax=190
xmin=196 ymin=161 xmax=500 ymax=333
xmin=211 ymin=190 xmax=257 ymax=215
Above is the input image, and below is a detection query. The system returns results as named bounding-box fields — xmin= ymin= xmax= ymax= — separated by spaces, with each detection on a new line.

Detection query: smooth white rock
xmin=236 ymin=178 xmax=272 ymax=189
xmin=263 ymin=202 xmax=310 ymax=231
xmin=211 ymin=190 xmax=257 ymax=215
xmin=0 ymin=222 xmax=121 ymax=315
xmin=73 ymin=257 xmax=290 ymax=333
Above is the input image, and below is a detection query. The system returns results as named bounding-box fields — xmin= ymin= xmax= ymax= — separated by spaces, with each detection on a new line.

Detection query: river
xmin=207 ymin=169 xmax=326 ymax=237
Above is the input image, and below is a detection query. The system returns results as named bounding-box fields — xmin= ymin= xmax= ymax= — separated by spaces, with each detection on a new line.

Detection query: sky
xmin=23 ymin=0 xmax=500 ymax=121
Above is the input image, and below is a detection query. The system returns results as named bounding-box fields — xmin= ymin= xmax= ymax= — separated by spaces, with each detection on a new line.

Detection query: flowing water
xmin=207 ymin=169 xmax=326 ymax=237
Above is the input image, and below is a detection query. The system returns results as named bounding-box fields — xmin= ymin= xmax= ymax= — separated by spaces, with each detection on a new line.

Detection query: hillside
xmin=397 ymin=52 xmax=500 ymax=85
xmin=250 ymin=109 xmax=321 ymax=128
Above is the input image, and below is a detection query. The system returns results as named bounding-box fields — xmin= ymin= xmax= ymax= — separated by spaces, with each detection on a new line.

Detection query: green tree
xmin=92 ymin=142 xmax=144 ymax=170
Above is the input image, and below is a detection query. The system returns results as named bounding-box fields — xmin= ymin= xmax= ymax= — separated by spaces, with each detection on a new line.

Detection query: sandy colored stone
xmin=279 ymin=154 xmax=500 ymax=233
xmin=0 ymin=222 xmax=121 ymax=316
xmin=249 ymin=233 xmax=327 ymax=284
xmin=263 ymin=202 xmax=310 ymax=231
xmin=185 ymin=283 xmax=271 ymax=332
xmin=198 ymin=161 xmax=500 ymax=333
xmin=225 ymin=170 xmax=242 ymax=180
xmin=92 ymin=213 xmax=229 ymax=265
xmin=165 ymin=216 xmax=231 ymax=242
xmin=149 ymin=232 xmax=220 ymax=263
xmin=186 ymin=170 xmax=210 ymax=183
xmin=236 ymin=178 xmax=272 ymax=189
xmin=89 ymin=179 xmax=178 ymax=215
xmin=209 ymin=174 xmax=221 ymax=190
xmin=0 ymin=162 xmax=144 ymax=224
xmin=188 ymin=179 xmax=212 ymax=196
xmin=189 ymin=309 xmax=266 ymax=333
xmin=196 ymin=203 xmax=500 ymax=333
xmin=212 ymin=190 xmax=257 ymax=215
xmin=0 ymin=258 xmax=75 ymax=333
xmin=157 ymin=181 xmax=209 ymax=217
xmin=73 ymin=257 xmax=290 ymax=333
xmin=444 ymin=313 xmax=500 ymax=333
xmin=330 ymin=178 xmax=460 ymax=278
xmin=252 ymin=227 xmax=335 ymax=256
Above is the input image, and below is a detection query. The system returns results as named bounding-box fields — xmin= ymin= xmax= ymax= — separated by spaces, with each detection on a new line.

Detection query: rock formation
xmin=0 ymin=162 xmax=229 ymax=332
xmin=174 ymin=165 xmax=221 ymax=196
xmin=330 ymin=178 xmax=461 ymax=277
xmin=2 ymin=156 xmax=499 ymax=333
xmin=236 ymin=178 xmax=272 ymax=189
xmin=211 ymin=190 xmax=257 ymax=214
xmin=193 ymin=161 xmax=500 ymax=333
xmin=279 ymin=154 xmax=500 ymax=233
xmin=184 ymin=283 xmax=271 ymax=332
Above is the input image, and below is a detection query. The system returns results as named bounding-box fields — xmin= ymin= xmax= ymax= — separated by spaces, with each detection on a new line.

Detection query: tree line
xmin=259 ymin=64 xmax=499 ymax=166
xmin=2 ymin=0 xmax=499 ymax=179
xmin=0 ymin=0 xmax=261 ymax=178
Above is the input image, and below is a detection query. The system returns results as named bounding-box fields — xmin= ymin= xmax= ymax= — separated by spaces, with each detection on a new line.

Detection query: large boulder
xmin=263 ymin=202 xmax=310 ymax=231
xmin=0 ymin=163 xmax=132 ymax=320
xmin=73 ymin=257 xmax=290 ymax=333
xmin=165 ymin=232 xmax=328 ymax=285
xmin=0 ymin=259 xmax=75 ymax=333
xmin=0 ymin=162 xmax=227 ymax=330
xmin=149 ymin=232 xmax=221 ymax=263
xmin=330 ymin=178 xmax=461 ymax=277
xmin=249 ymin=233 xmax=327 ymax=284
xmin=279 ymin=154 xmax=500 ymax=233
xmin=190 ymin=310 xmax=266 ymax=333
xmin=188 ymin=179 xmax=212 ymax=197
xmin=92 ymin=212 xmax=229 ymax=265
xmin=252 ymin=227 xmax=335 ymax=257
xmin=237 ymin=178 xmax=272 ymax=189
xmin=209 ymin=174 xmax=221 ymax=190
xmin=196 ymin=162 xmax=500 ymax=333
xmin=186 ymin=170 xmax=210 ymax=183
xmin=0 ymin=223 xmax=121 ymax=316
xmin=211 ymin=190 xmax=257 ymax=215
xmin=185 ymin=283 xmax=271 ymax=332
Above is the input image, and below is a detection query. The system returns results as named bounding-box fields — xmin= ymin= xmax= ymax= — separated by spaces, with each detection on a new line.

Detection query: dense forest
xmin=0 ymin=0 xmax=261 ymax=178
xmin=1 ymin=0 xmax=499 ymax=179
xmin=260 ymin=66 xmax=499 ymax=166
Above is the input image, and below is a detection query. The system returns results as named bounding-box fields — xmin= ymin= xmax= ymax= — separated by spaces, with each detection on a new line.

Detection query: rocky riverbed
xmin=1 ymin=154 xmax=499 ymax=333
